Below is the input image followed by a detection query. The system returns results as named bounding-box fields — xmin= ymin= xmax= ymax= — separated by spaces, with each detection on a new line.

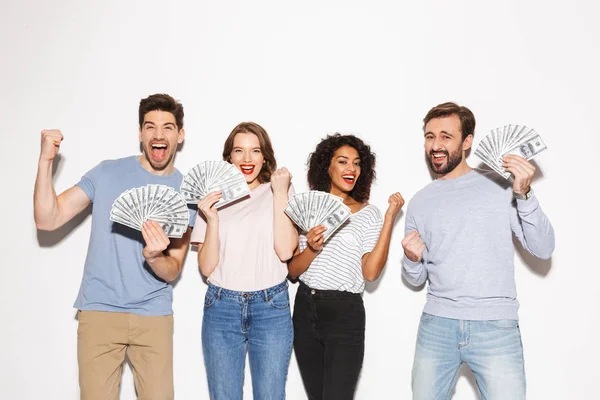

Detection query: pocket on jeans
xmin=420 ymin=312 xmax=435 ymax=324
xmin=204 ymin=290 xmax=217 ymax=309
xmin=269 ymin=290 xmax=290 ymax=310
xmin=485 ymin=319 xmax=519 ymax=330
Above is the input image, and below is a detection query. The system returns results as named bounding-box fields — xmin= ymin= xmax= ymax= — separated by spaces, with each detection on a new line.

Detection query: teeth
xmin=152 ymin=144 xmax=167 ymax=148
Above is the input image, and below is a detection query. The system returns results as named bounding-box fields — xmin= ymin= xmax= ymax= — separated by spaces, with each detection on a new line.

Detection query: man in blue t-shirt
xmin=401 ymin=102 xmax=554 ymax=399
xmin=34 ymin=94 xmax=194 ymax=400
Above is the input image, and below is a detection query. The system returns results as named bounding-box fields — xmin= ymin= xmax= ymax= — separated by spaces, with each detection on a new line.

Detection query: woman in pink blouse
xmin=190 ymin=122 xmax=298 ymax=400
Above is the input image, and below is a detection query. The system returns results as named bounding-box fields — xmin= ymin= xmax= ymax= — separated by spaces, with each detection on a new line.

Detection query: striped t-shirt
xmin=299 ymin=204 xmax=383 ymax=293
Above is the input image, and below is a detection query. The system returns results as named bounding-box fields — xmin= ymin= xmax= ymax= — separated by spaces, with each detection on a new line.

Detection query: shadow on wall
xmin=37 ymin=205 xmax=92 ymax=247
xmin=475 ymin=160 xmax=552 ymax=276
xmin=190 ymin=245 xmax=209 ymax=286
xmin=401 ymin=275 xmax=426 ymax=292
xmin=364 ymin=208 xmax=404 ymax=294
xmin=514 ymin=237 xmax=552 ymax=277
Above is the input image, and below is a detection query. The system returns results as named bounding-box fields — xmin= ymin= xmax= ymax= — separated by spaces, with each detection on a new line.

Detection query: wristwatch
xmin=513 ymin=190 xmax=532 ymax=200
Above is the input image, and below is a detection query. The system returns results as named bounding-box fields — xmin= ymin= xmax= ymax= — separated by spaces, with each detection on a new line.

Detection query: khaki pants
xmin=77 ymin=310 xmax=174 ymax=400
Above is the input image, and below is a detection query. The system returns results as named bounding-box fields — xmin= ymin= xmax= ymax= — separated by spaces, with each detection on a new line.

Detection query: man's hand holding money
xmin=142 ymin=220 xmax=171 ymax=261
xmin=502 ymin=155 xmax=535 ymax=195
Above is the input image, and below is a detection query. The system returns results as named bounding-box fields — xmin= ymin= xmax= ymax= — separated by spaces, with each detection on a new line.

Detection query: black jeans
xmin=293 ymin=281 xmax=365 ymax=400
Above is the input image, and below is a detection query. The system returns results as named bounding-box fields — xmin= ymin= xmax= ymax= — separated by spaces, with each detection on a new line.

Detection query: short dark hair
xmin=138 ymin=94 xmax=184 ymax=130
xmin=423 ymin=102 xmax=475 ymax=140
xmin=307 ymin=133 xmax=376 ymax=203
xmin=222 ymin=122 xmax=277 ymax=183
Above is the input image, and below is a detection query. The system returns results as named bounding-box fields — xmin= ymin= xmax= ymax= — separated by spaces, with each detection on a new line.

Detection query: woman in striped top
xmin=288 ymin=133 xmax=404 ymax=399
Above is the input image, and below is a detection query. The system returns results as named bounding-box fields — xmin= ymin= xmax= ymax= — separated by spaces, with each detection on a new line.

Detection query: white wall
xmin=2 ymin=0 xmax=599 ymax=398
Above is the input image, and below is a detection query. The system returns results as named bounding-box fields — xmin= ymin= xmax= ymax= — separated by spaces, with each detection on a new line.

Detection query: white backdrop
xmin=2 ymin=0 xmax=599 ymax=399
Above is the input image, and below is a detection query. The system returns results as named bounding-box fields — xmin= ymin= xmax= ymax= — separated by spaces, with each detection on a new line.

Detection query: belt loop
xmin=217 ymin=287 xmax=222 ymax=300
xmin=263 ymin=289 xmax=269 ymax=302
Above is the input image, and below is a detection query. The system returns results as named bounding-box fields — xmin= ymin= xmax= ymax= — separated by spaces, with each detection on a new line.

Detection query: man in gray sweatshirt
xmin=402 ymin=102 xmax=555 ymax=400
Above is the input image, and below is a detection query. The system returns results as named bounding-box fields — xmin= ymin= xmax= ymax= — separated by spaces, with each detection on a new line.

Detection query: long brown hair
xmin=222 ymin=122 xmax=277 ymax=183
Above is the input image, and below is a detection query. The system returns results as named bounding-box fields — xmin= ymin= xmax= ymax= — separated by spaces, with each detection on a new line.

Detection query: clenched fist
xmin=385 ymin=192 xmax=405 ymax=221
xmin=401 ymin=231 xmax=426 ymax=263
xmin=271 ymin=167 xmax=292 ymax=194
xmin=40 ymin=129 xmax=63 ymax=162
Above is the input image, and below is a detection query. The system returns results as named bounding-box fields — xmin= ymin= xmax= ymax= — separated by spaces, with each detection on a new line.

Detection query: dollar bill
xmin=109 ymin=184 xmax=189 ymax=238
xmin=285 ymin=191 xmax=351 ymax=240
xmin=475 ymin=146 xmax=511 ymax=179
xmin=321 ymin=203 xmax=351 ymax=241
xmin=285 ymin=199 xmax=306 ymax=231
xmin=475 ymin=125 xmax=547 ymax=179
xmin=110 ymin=213 xmax=141 ymax=231
xmin=284 ymin=205 xmax=301 ymax=228
xmin=501 ymin=134 xmax=547 ymax=160
xmin=156 ymin=221 xmax=187 ymax=238
xmin=213 ymin=180 xmax=251 ymax=208
xmin=180 ymin=161 xmax=251 ymax=207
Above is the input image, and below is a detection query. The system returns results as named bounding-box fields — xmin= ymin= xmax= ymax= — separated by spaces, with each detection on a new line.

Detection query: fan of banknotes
xmin=109 ymin=184 xmax=189 ymax=238
xmin=180 ymin=161 xmax=251 ymax=208
xmin=285 ymin=191 xmax=352 ymax=241
xmin=474 ymin=125 xmax=547 ymax=179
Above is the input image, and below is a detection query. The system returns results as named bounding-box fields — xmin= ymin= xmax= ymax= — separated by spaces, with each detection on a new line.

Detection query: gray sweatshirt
xmin=402 ymin=169 xmax=555 ymax=320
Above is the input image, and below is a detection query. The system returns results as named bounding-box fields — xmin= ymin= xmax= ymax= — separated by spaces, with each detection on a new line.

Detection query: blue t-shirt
xmin=74 ymin=155 xmax=194 ymax=316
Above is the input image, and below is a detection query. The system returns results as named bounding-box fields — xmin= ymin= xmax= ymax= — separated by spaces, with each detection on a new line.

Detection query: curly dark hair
xmin=307 ymin=133 xmax=376 ymax=203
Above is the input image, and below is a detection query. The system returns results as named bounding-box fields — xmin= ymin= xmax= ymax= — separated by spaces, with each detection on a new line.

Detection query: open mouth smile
xmin=431 ymin=151 xmax=447 ymax=164
xmin=150 ymin=141 xmax=169 ymax=161
xmin=240 ymin=164 xmax=255 ymax=175
xmin=342 ymin=174 xmax=356 ymax=184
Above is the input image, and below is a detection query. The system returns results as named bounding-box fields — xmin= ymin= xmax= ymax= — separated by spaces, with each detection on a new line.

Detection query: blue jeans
xmin=412 ymin=313 xmax=526 ymax=400
xmin=201 ymin=281 xmax=293 ymax=400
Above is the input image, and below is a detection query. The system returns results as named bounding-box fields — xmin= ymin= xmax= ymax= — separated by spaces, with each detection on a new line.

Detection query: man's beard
xmin=427 ymin=148 xmax=463 ymax=175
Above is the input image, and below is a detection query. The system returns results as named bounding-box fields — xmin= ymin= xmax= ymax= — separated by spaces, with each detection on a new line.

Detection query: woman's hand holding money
xmin=502 ymin=155 xmax=535 ymax=195
xmin=384 ymin=192 xmax=405 ymax=221
xmin=198 ymin=191 xmax=222 ymax=223
xmin=306 ymin=225 xmax=326 ymax=253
